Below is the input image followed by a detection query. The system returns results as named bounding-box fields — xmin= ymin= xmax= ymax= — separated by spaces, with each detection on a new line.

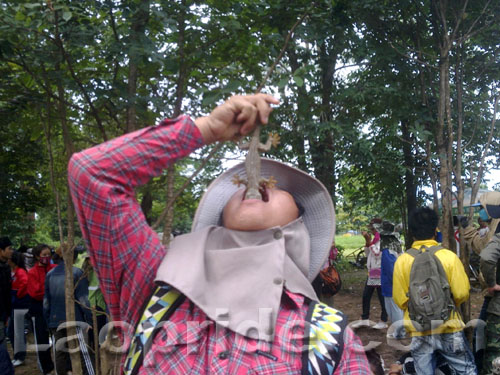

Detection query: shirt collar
xmin=282 ymin=288 xmax=304 ymax=310
xmin=411 ymin=239 xmax=438 ymax=250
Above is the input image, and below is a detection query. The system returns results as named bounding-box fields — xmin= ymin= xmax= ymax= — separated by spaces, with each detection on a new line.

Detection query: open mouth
xmin=243 ymin=184 xmax=269 ymax=202
xmin=259 ymin=185 xmax=269 ymax=202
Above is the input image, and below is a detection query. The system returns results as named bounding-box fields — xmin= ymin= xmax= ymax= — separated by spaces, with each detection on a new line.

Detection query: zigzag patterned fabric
xmin=124 ymin=285 xmax=181 ymax=375
xmin=306 ymin=302 xmax=346 ymax=375
xmin=124 ymin=288 xmax=346 ymax=375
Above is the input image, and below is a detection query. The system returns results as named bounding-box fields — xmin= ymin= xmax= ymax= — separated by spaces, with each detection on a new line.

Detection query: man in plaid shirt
xmin=68 ymin=94 xmax=371 ymax=374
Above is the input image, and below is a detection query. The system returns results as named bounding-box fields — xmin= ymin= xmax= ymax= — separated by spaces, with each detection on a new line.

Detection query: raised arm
xmin=68 ymin=94 xmax=278 ymax=325
xmin=68 ymin=116 xmax=202 ymax=324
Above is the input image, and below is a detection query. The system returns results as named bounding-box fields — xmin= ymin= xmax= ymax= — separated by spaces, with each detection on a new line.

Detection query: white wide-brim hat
xmin=192 ymin=158 xmax=336 ymax=281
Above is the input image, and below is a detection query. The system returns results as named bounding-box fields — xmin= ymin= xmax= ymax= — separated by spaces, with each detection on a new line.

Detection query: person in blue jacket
xmin=44 ymin=247 xmax=94 ymax=375
xmin=379 ymin=220 xmax=406 ymax=339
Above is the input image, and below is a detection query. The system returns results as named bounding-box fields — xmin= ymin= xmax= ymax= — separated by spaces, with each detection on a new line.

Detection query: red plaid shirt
xmin=68 ymin=116 xmax=371 ymax=374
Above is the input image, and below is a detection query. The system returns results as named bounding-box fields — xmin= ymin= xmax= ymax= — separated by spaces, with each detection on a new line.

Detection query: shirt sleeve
xmin=370 ymin=232 xmax=380 ymax=246
xmin=16 ymin=269 xmax=28 ymax=299
xmin=463 ymin=225 xmax=488 ymax=254
xmin=480 ymin=237 xmax=500 ymax=287
xmin=392 ymin=254 xmax=410 ymax=310
xmin=334 ymin=327 xmax=371 ymax=375
xmin=441 ymin=250 xmax=470 ymax=306
xmin=43 ymin=272 xmax=51 ymax=324
xmin=369 ymin=241 xmax=381 ymax=256
xmin=2 ymin=268 xmax=11 ymax=322
xmin=67 ymin=116 xmax=204 ymax=325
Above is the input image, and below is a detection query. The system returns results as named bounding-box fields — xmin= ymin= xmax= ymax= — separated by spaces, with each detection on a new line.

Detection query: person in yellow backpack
xmin=393 ymin=207 xmax=476 ymax=375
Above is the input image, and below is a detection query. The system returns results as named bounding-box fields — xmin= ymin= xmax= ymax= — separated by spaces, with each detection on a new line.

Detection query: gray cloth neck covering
xmin=155 ymin=217 xmax=318 ymax=341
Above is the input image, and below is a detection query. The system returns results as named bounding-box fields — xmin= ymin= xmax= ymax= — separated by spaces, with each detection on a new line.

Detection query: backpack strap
xmin=125 ymin=287 xmax=347 ymax=375
xmin=124 ymin=285 xmax=185 ymax=375
xmin=406 ymin=244 xmax=444 ymax=258
xmin=426 ymin=245 xmax=444 ymax=255
xmin=405 ymin=247 xmax=421 ymax=258
xmin=426 ymin=245 xmax=458 ymax=312
xmin=302 ymin=300 xmax=347 ymax=375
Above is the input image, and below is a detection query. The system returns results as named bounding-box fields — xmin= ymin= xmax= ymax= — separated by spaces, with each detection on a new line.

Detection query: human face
xmin=0 ymin=245 xmax=13 ymax=262
xmin=222 ymin=188 xmax=299 ymax=231
xmin=8 ymin=258 xmax=16 ymax=270
xmin=38 ymin=248 xmax=51 ymax=266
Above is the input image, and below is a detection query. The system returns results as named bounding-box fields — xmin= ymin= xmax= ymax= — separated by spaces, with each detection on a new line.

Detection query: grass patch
xmin=335 ymin=234 xmax=365 ymax=258
xmin=335 ymin=234 xmax=365 ymax=249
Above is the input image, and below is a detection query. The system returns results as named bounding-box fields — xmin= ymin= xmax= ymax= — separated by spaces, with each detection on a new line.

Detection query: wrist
xmin=194 ymin=116 xmax=215 ymax=144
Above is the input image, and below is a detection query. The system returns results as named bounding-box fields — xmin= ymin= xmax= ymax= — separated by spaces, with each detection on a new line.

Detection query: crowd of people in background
xmin=1 ymin=197 xmax=500 ymax=375
xmin=0 ymin=239 xmax=106 ymax=375
xmin=1 ymin=92 xmax=499 ymax=375
xmin=2 ymin=82 xmax=500 ymax=375
xmin=340 ymin=192 xmax=500 ymax=375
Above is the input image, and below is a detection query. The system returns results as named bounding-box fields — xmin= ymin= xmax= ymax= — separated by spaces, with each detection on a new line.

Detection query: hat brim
xmin=486 ymin=204 xmax=500 ymax=219
xmin=192 ymin=158 xmax=336 ymax=281
xmin=380 ymin=231 xmax=399 ymax=237
xmin=479 ymin=192 xmax=500 ymax=219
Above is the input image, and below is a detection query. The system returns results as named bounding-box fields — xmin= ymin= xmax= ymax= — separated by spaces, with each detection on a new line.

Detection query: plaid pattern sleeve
xmin=68 ymin=116 xmax=204 ymax=325
xmin=334 ymin=327 xmax=371 ymax=375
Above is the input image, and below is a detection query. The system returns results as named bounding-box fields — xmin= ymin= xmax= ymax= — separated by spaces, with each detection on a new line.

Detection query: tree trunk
xmin=286 ymin=46 xmax=310 ymax=172
xmin=42 ymin=95 xmax=64 ymax=244
xmin=401 ymin=119 xmax=417 ymax=248
xmin=126 ymin=0 xmax=150 ymax=133
xmin=432 ymin=0 xmax=455 ymax=251
xmin=56 ymin=68 xmax=81 ymax=375
xmin=162 ymin=165 xmax=176 ymax=245
xmin=92 ymin=308 xmax=101 ymax=375
xmin=453 ymin=43 xmax=470 ymax=324
xmin=161 ymin=0 xmax=187 ymax=241
xmin=469 ymin=94 xmax=499 ymax=214
xmin=100 ymin=328 xmax=121 ymax=375
xmin=425 ymin=140 xmax=440 ymax=213
xmin=308 ymin=39 xmax=337 ymax=203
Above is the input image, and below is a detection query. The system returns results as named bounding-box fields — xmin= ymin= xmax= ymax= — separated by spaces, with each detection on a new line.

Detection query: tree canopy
xmin=1 ymin=0 xmax=499 ymax=247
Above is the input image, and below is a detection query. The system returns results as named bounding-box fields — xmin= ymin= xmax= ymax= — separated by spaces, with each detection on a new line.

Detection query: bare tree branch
xmin=469 ymin=92 xmax=499 ymax=208
xmin=461 ymin=0 xmax=492 ymax=41
xmin=152 ymin=143 xmax=223 ymax=230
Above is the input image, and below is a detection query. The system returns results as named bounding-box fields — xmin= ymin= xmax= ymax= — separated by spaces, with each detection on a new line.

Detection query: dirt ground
xmin=9 ymin=268 xmax=484 ymax=374
xmin=9 ymin=334 xmax=37 ymax=375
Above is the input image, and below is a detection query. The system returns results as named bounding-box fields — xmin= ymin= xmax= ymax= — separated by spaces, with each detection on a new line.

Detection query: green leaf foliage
xmin=0 ymin=0 xmax=498 ymax=245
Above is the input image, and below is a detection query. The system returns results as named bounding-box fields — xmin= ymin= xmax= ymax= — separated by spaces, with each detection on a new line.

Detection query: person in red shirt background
xmin=27 ymin=244 xmax=55 ymax=375
xmin=7 ymin=251 xmax=30 ymax=367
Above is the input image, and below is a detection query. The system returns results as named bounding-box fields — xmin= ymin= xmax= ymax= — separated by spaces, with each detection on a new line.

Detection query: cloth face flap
xmin=155 ymin=217 xmax=317 ymax=341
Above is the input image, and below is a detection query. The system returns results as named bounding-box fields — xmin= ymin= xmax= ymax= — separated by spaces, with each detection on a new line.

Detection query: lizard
xmin=232 ymin=124 xmax=280 ymax=200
